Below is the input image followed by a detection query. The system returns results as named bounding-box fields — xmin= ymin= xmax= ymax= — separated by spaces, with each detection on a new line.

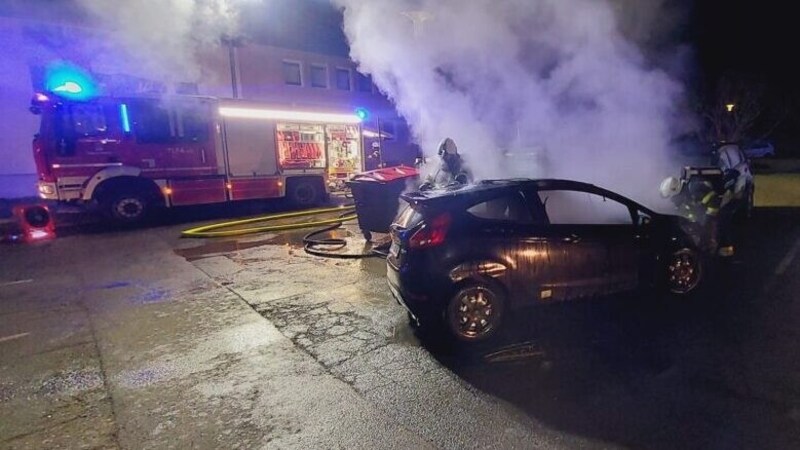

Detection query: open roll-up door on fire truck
xmin=224 ymin=118 xmax=278 ymax=177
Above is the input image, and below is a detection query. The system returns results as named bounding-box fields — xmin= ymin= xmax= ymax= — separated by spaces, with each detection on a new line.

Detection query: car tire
xmin=444 ymin=281 xmax=506 ymax=343
xmin=665 ymin=248 xmax=703 ymax=295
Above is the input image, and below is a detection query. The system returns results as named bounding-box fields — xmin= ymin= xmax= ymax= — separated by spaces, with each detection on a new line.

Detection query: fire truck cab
xmin=30 ymin=93 xmax=364 ymax=224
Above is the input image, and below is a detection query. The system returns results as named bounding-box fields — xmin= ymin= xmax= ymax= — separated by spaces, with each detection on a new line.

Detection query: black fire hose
xmin=302 ymin=212 xmax=390 ymax=259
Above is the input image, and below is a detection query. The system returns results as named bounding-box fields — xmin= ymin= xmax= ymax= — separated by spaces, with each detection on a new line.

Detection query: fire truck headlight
xmin=38 ymin=184 xmax=55 ymax=195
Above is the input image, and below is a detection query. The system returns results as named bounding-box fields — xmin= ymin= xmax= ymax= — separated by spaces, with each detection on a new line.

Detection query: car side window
xmin=717 ymin=151 xmax=731 ymax=169
xmin=537 ymin=189 xmax=633 ymax=225
xmin=727 ymin=148 xmax=742 ymax=167
xmin=467 ymin=192 xmax=534 ymax=223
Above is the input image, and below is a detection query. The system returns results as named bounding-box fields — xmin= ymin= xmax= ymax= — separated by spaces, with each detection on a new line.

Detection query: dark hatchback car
xmin=387 ymin=179 xmax=705 ymax=343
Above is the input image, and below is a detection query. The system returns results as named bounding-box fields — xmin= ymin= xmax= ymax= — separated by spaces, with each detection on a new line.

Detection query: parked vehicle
xmin=387 ymin=179 xmax=708 ymax=343
xmin=743 ymin=140 xmax=776 ymax=158
xmin=674 ymin=141 xmax=755 ymax=221
xmin=29 ymin=93 xmax=367 ymax=224
xmin=709 ymin=143 xmax=755 ymax=220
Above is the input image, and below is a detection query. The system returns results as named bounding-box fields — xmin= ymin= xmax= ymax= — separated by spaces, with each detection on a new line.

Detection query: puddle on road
xmin=174 ymin=236 xmax=287 ymax=261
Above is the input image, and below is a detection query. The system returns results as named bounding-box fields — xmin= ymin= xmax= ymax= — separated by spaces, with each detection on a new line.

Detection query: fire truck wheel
xmin=287 ymin=178 xmax=322 ymax=207
xmin=104 ymin=191 xmax=150 ymax=225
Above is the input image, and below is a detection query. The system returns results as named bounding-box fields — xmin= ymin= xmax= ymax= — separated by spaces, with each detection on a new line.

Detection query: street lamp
xmin=726 ymin=103 xmax=735 ymax=113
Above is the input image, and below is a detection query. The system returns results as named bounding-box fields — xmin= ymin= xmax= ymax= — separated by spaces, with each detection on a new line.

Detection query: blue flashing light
xmin=53 ymin=81 xmax=83 ymax=94
xmin=120 ymin=104 xmax=131 ymax=133
xmin=45 ymin=62 xmax=97 ymax=101
xmin=354 ymin=107 xmax=370 ymax=121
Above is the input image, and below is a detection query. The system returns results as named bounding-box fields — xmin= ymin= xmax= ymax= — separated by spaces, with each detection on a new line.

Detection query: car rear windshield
xmin=394 ymin=201 xmax=424 ymax=229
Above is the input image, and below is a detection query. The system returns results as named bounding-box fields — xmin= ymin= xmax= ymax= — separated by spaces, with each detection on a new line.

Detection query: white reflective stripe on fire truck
xmin=81 ymin=165 xmax=142 ymax=201
xmin=140 ymin=167 xmax=212 ymax=172
xmin=57 ymin=176 xmax=86 ymax=188
xmin=51 ymin=162 xmax=123 ymax=169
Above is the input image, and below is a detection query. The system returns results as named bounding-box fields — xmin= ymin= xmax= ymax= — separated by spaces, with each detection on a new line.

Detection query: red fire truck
xmin=29 ymin=93 xmax=365 ymax=224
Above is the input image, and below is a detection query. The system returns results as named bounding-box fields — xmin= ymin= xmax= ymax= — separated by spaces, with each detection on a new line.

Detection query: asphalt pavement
xmin=1 ymin=200 xmax=799 ymax=449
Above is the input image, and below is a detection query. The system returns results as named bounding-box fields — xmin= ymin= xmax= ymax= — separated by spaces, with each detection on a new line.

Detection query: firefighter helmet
xmin=660 ymin=176 xmax=682 ymax=198
xmin=437 ymin=138 xmax=458 ymax=157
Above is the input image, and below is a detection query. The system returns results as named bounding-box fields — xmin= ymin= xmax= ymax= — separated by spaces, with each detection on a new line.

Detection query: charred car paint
xmin=387 ymin=179 xmax=705 ymax=343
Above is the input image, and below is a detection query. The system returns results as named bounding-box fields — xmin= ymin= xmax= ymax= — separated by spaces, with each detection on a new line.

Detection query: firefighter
xmin=660 ymin=174 xmax=723 ymax=252
xmin=419 ymin=137 xmax=472 ymax=190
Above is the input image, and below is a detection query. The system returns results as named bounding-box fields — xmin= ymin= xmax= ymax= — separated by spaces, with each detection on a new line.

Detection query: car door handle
xmin=563 ymin=234 xmax=581 ymax=244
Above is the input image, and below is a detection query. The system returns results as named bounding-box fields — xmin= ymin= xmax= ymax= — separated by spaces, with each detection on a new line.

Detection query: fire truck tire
xmin=103 ymin=190 xmax=151 ymax=225
xmin=95 ymin=178 xmax=164 ymax=226
xmin=287 ymin=178 xmax=323 ymax=207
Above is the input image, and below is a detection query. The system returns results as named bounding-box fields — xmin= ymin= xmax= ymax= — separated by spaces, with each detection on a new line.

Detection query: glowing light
xmin=219 ymin=107 xmax=362 ymax=124
xmin=34 ymin=93 xmax=49 ymax=102
xmin=163 ymin=187 xmax=173 ymax=195
xmin=226 ymin=182 xmax=233 ymax=190
xmin=363 ymin=130 xmax=391 ymax=138
xmin=120 ymin=104 xmax=131 ymax=133
xmin=53 ymin=81 xmax=83 ymax=94
xmin=30 ymin=230 xmax=50 ymax=240
xmin=45 ymin=63 xmax=97 ymax=101
xmin=277 ymin=181 xmax=284 ymax=187
xmin=354 ymin=107 xmax=370 ymax=121
xmin=726 ymin=103 xmax=735 ymax=112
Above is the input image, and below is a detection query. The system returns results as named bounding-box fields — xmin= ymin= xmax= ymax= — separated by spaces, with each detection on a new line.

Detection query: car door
xmin=461 ymin=189 xmax=556 ymax=304
xmin=532 ymin=187 xmax=640 ymax=300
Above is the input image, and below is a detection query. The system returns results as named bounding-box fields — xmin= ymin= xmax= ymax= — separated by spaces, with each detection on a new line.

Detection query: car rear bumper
xmin=387 ymin=262 xmax=441 ymax=324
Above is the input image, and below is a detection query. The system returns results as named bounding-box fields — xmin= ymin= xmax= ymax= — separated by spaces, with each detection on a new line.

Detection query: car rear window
xmin=394 ymin=201 xmax=424 ymax=229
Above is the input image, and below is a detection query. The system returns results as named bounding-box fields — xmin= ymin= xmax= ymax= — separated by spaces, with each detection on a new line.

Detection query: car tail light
xmin=409 ymin=212 xmax=451 ymax=249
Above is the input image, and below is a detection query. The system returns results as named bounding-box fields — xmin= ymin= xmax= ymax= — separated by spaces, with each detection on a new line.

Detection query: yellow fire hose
xmin=180 ymin=205 xmax=357 ymax=238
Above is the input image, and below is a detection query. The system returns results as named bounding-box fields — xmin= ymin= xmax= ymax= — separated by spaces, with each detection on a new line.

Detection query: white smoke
xmin=75 ymin=0 xmax=239 ymax=84
xmin=335 ymin=0 xmax=688 ymax=208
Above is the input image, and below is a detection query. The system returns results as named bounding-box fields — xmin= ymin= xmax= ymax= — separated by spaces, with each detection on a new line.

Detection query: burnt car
xmin=387 ymin=179 xmax=706 ymax=343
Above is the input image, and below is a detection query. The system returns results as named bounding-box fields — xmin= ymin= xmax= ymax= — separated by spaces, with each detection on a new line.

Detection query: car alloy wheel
xmin=667 ymin=248 xmax=702 ymax=294
xmin=447 ymin=285 xmax=503 ymax=342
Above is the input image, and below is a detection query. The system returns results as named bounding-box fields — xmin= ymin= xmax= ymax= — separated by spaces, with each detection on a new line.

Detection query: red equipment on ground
xmin=2 ymin=204 xmax=56 ymax=243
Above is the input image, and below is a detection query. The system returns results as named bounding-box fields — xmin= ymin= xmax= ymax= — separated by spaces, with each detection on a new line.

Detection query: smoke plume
xmin=335 ymin=0 xmax=689 ymax=208
xmin=75 ymin=0 xmax=239 ymax=84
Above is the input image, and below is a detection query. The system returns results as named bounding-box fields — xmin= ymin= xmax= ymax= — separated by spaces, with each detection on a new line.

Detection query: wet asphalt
xmin=1 ymin=200 xmax=799 ymax=449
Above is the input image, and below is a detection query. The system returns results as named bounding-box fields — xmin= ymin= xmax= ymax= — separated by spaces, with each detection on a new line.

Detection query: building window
xmin=310 ymin=64 xmax=328 ymax=88
xmin=356 ymin=72 xmax=373 ymax=93
xmin=335 ymin=68 xmax=351 ymax=91
xmin=283 ymin=61 xmax=302 ymax=86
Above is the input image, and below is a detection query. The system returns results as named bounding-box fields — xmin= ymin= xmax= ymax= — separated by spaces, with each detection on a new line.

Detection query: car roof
xmin=402 ymin=178 xmax=645 ymax=210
